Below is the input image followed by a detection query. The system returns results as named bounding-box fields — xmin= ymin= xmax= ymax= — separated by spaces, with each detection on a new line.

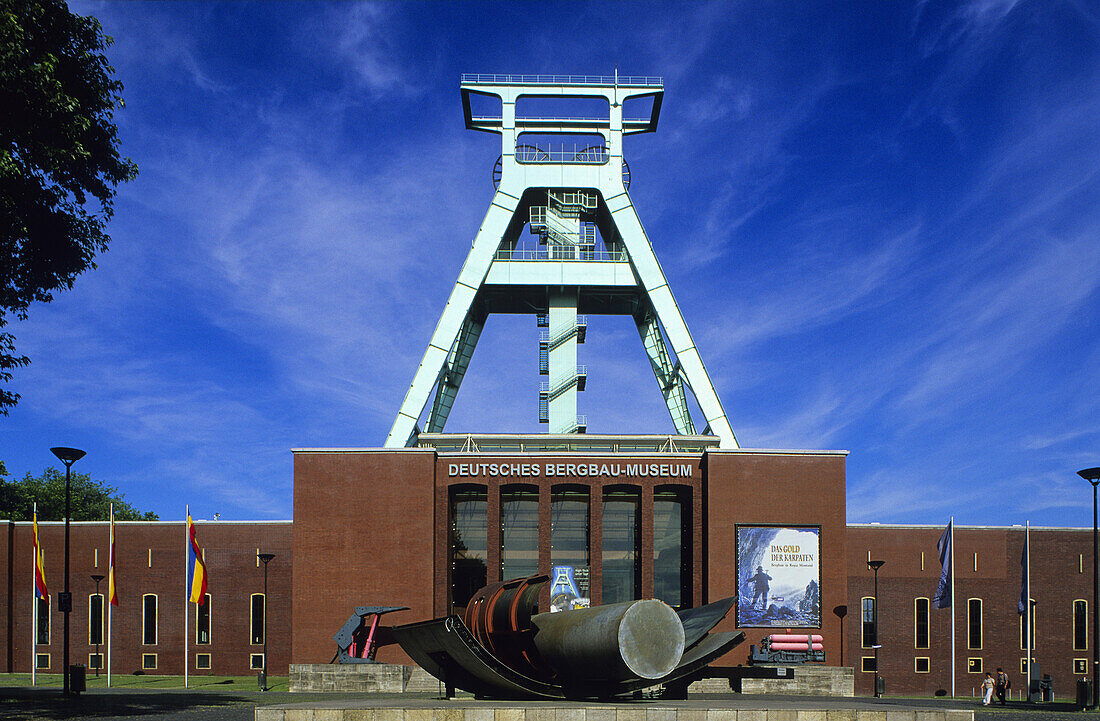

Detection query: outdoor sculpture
xmin=391 ymin=574 xmax=744 ymax=699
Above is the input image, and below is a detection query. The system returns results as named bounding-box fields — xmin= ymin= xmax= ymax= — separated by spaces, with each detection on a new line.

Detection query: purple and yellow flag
xmin=186 ymin=512 xmax=208 ymax=605
xmin=33 ymin=509 xmax=47 ymax=602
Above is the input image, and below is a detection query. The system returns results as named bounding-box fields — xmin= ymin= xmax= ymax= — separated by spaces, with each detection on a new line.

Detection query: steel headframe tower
xmin=386 ymin=73 xmax=738 ymax=449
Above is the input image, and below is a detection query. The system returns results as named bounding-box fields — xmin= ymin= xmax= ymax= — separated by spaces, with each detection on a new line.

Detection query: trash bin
xmin=875 ymin=677 xmax=885 ymax=697
xmin=1039 ymin=674 xmax=1052 ymax=702
xmin=69 ymin=664 xmax=86 ymax=694
xmin=1077 ymin=678 xmax=1092 ymax=708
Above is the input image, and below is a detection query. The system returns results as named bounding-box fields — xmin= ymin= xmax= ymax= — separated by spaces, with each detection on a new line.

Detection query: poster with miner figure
xmin=736 ymin=525 xmax=821 ymax=627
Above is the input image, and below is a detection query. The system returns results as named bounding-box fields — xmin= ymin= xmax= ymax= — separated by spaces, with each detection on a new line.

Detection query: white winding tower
xmin=386 ymin=73 xmax=738 ymax=449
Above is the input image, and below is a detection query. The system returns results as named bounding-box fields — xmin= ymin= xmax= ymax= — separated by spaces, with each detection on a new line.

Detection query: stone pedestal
xmin=289 ymin=663 xmax=438 ymax=693
xmin=735 ymin=666 xmax=854 ymax=696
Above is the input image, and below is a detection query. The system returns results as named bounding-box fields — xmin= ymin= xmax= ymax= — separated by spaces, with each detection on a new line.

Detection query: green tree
xmin=0 ymin=465 xmax=157 ymax=520
xmin=0 ymin=0 xmax=138 ymax=413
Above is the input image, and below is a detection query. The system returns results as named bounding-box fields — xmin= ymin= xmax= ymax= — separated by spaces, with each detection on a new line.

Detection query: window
xmin=653 ymin=486 xmax=691 ymax=609
xmin=449 ymin=485 xmax=487 ymax=610
xmin=861 ymin=656 xmax=876 ymax=672
xmin=1074 ymin=600 xmax=1088 ymax=651
xmin=142 ymin=653 xmax=157 ymax=670
xmin=914 ymin=597 xmax=930 ymax=649
xmin=35 ymin=597 xmax=50 ymax=645
xmin=35 ymin=653 xmax=49 ymax=670
xmin=550 ymin=486 xmax=590 ymax=604
xmin=142 ymin=594 xmax=157 ymax=645
xmin=967 ymin=598 xmax=982 ymax=649
xmin=251 ymin=593 xmax=266 ymax=645
xmin=1020 ymin=658 xmax=1029 ymax=675
xmin=500 ymin=485 xmax=539 ymax=582
xmin=196 ymin=594 xmax=211 ymax=645
xmin=603 ymin=487 xmax=640 ymax=604
xmin=1075 ymin=659 xmax=1089 ymax=675
xmin=250 ymin=653 xmax=265 ymax=670
xmin=968 ymin=657 xmax=983 ymax=673
xmin=196 ymin=653 xmax=212 ymax=670
xmin=88 ymin=653 xmax=103 ymax=669
xmin=89 ymin=593 xmax=104 ymax=646
xmin=861 ymin=597 xmax=876 ymax=648
xmin=1020 ymin=599 xmax=1037 ymax=649
xmin=915 ymin=657 xmax=930 ymax=673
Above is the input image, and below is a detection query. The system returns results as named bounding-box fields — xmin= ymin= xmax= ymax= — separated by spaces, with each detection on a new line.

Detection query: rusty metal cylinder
xmin=530 ymin=599 xmax=685 ymax=682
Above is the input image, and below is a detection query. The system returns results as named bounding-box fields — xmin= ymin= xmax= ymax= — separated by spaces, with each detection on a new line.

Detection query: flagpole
xmin=31 ymin=502 xmax=37 ymax=686
xmin=1025 ymin=521 xmax=1031 ymax=700
xmin=950 ymin=516 xmax=955 ymax=698
xmin=107 ymin=503 xmax=113 ymax=688
xmin=184 ymin=505 xmax=189 ymax=688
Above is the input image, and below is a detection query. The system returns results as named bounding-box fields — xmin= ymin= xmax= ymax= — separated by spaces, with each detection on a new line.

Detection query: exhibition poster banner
xmin=736 ymin=525 xmax=821 ymax=628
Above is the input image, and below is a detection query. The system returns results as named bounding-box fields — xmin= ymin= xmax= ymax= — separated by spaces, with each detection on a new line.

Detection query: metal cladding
xmin=531 ymin=599 xmax=685 ymax=681
xmin=391 ymin=573 xmax=744 ymax=699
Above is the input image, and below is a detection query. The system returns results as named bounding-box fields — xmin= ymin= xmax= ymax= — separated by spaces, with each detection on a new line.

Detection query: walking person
xmin=982 ymin=672 xmax=995 ymax=705
xmin=995 ymin=667 xmax=1010 ymax=705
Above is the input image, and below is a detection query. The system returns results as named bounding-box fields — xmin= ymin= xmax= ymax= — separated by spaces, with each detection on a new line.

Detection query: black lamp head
xmin=50 ymin=447 xmax=86 ymax=465
xmin=1079 ymin=467 xmax=1100 ymax=486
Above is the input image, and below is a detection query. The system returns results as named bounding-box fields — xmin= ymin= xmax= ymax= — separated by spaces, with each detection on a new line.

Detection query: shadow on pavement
xmin=0 ymin=686 xmax=253 ymax=720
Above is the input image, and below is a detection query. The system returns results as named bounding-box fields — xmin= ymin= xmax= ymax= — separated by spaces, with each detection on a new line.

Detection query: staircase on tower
xmin=386 ymin=73 xmax=738 ymax=449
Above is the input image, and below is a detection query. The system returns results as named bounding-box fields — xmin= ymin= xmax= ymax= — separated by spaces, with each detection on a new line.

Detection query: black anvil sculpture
xmin=390 ymin=574 xmax=744 ymax=699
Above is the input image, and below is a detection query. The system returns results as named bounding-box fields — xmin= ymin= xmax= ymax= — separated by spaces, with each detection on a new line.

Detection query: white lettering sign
xmin=447 ymin=463 xmax=693 ymax=479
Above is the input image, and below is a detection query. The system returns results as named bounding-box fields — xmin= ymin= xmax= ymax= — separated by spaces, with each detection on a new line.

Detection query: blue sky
xmin=2 ymin=1 xmax=1098 ymax=526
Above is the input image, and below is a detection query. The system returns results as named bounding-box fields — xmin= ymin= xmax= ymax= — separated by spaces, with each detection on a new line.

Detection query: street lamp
xmin=833 ymin=604 xmax=848 ymax=667
xmin=90 ymin=574 xmax=104 ymax=677
xmin=50 ymin=446 xmax=85 ymax=696
xmin=257 ymin=552 xmax=275 ymax=691
xmin=1079 ymin=467 xmax=1100 ymax=710
xmin=868 ymin=559 xmax=886 ymax=698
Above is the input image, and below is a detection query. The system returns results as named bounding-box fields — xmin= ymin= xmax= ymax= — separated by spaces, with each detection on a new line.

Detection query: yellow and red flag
xmin=186 ymin=511 xmax=207 ymax=604
xmin=32 ymin=508 xmax=47 ymax=603
xmin=108 ymin=507 xmax=118 ymax=606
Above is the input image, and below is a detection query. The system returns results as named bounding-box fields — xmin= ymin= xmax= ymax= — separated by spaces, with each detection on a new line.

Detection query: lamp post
xmin=1079 ymin=467 xmax=1100 ymax=709
xmin=257 ymin=553 xmax=275 ymax=691
xmin=833 ymin=605 xmax=848 ymax=667
xmin=90 ymin=574 xmax=104 ymax=676
xmin=50 ymin=447 xmax=85 ymax=696
xmin=868 ymin=559 xmax=886 ymax=698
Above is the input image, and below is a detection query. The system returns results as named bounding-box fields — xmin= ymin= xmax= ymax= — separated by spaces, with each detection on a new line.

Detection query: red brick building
xmin=0 ymin=436 xmax=1090 ymax=700
xmin=0 ymin=520 xmax=291 ymax=677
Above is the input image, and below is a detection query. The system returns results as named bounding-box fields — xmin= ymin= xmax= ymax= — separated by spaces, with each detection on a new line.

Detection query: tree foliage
xmin=0 ymin=465 xmax=157 ymax=520
xmin=0 ymin=0 xmax=138 ymax=413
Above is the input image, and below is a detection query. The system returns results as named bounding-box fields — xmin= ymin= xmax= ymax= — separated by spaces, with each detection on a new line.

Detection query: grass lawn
xmin=0 ymin=672 xmax=288 ymax=691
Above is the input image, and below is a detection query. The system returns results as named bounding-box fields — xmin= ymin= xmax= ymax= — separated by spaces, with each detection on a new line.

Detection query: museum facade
xmin=0 ymin=434 xmax=1092 ymax=699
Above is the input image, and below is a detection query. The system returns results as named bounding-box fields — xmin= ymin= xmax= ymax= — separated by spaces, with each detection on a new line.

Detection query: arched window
xmin=88 ymin=593 xmax=104 ymax=646
xmin=861 ymin=596 xmax=876 ymax=648
xmin=653 ymin=485 xmax=691 ymax=608
xmin=1020 ymin=598 xmax=1037 ymax=649
xmin=500 ymin=484 xmax=539 ymax=581
xmin=36 ymin=597 xmax=50 ymax=645
xmin=1074 ymin=599 xmax=1088 ymax=651
xmin=603 ymin=486 xmax=641 ymax=604
xmin=967 ymin=598 xmax=982 ymax=650
xmin=196 ymin=594 xmax=211 ymax=645
xmin=251 ymin=593 xmax=265 ymax=645
xmin=142 ymin=594 xmax=158 ymax=645
xmin=914 ymin=597 xmax=930 ymax=649
xmin=449 ymin=485 xmax=487 ymax=609
xmin=550 ymin=485 xmax=589 ymax=598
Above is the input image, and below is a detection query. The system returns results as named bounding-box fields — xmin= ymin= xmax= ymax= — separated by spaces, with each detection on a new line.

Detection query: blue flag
xmin=1018 ymin=531 xmax=1029 ymax=614
xmin=933 ymin=520 xmax=952 ymax=609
